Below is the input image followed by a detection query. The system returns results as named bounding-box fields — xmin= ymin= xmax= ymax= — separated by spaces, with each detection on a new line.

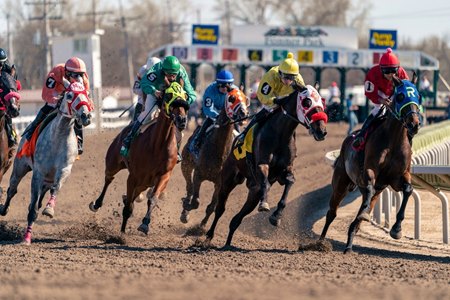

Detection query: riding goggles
xmin=164 ymin=71 xmax=178 ymax=77
xmin=218 ymin=83 xmax=231 ymax=88
xmin=381 ymin=67 xmax=398 ymax=74
xmin=67 ymin=71 xmax=84 ymax=78
xmin=280 ymin=73 xmax=296 ymax=81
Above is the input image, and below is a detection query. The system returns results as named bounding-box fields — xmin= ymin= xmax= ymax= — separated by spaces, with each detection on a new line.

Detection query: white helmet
xmin=146 ymin=56 xmax=161 ymax=69
xmin=138 ymin=65 xmax=148 ymax=78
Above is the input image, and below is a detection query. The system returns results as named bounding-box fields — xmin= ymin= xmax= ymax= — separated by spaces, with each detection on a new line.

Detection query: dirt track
xmin=0 ymin=123 xmax=449 ymax=300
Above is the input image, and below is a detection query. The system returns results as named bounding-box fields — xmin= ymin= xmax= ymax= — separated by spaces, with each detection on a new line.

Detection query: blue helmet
xmin=216 ymin=70 xmax=234 ymax=84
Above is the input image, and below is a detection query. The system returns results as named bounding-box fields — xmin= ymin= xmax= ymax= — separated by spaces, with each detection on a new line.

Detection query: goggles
xmin=164 ymin=71 xmax=178 ymax=77
xmin=218 ymin=83 xmax=231 ymax=88
xmin=67 ymin=71 xmax=84 ymax=78
xmin=280 ymin=73 xmax=296 ymax=81
xmin=381 ymin=67 xmax=398 ymax=74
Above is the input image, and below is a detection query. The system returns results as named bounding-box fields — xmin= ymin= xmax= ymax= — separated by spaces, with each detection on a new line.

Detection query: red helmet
xmin=379 ymin=48 xmax=399 ymax=67
xmin=65 ymin=57 xmax=87 ymax=73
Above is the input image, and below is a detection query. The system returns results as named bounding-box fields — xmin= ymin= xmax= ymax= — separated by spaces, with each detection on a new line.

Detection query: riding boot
xmin=5 ymin=115 xmax=17 ymax=147
xmin=193 ymin=117 xmax=213 ymax=151
xmin=23 ymin=109 xmax=48 ymax=141
xmin=236 ymin=109 xmax=269 ymax=144
xmin=74 ymin=121 xmax=83 ymax=155
xmin=133 ymin=103 xmax=144 ymax=122
xmin=352 ymin=114 xmax=375 ymax=148
xmin=120 ymin=121 xmax=141 ymax=157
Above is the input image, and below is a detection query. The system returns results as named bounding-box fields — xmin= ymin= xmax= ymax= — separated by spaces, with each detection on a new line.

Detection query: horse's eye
xmin=302 ymin=98 xmax=312 ymax=109
xmin=396 ymin=93 xmax=405 ymax=102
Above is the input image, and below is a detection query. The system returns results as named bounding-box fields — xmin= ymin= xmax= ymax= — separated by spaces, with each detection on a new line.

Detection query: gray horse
xmin=0 ymin=80 xmax=93 ymax=244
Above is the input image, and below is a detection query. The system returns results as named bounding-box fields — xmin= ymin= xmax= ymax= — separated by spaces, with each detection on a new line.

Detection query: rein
xmin=280 ymin=105 xmax=309 ymax=129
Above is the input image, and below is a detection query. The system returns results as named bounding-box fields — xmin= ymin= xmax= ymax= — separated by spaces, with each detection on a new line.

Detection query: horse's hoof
xmin=180 ymin=210 xmax=189 ymax=224
xmin=42 ymin=207 xmax=54 ymax=218
xmin=258 ymin=202 xmax=270 ymax=212
xmin=89 ymin=202 xmax=98 ymax=212
xmin=135 ymin=193 xmax=145 ymax=203
xmin=23 ymin=232 xmax=32 ymax=245
xmin=357 ymin=212 xmax=370 ymax=222
xmin=137 ymin=223 xmax=149 ymax=235
xmin=269 ymin=214 xmax=281 ymax=227
xmin=191 ymin=200 xmax=200 ymax=210
xmin=0 ymin=204 xmax=8 ymax=216
xmin=389 ymin=229 xmax=402 ymax=240
xmin=343 ymin=248 xmax=353 ymax=254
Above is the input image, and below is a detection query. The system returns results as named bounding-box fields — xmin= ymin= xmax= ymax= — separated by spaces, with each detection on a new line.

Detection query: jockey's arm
xmin=257 ymin=73 xmax=278 ymax=106
xmin=140 ymin=70 xmax=158 ymax=97
xmin=179 ymin=67 xmax=196 ymax=105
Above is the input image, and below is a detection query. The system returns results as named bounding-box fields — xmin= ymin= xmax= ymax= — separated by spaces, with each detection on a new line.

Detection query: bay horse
xmin=89 ymin=81 xmax=190 ymax=234
xmin=0 ymin=80 xmax=93 ymax=244
xmin=180 ymin=88 xmax=248 ymax=226
xmin=202 ymin=83 xmax=328 ymax=247
xmin=319 ymin=75 xmax=421 ymax=254
xmin=0 ymin=71 xmax=21 ymax=190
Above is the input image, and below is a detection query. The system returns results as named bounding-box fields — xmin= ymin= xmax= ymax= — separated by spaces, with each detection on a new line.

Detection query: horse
xmin=180 ymin=88 xmax=249 ymax=226
xmin=319 ymin=75 xmax=421 ymax=254
xmin=201 ymin=83 xmax=328 ymax=247
xmin=89 ymin=81 xmax=190 ymax=234
xmin=0 ymin=71 xmax=21 ymax=190
xmin=0 ymin=80 xmax=94 ymax=244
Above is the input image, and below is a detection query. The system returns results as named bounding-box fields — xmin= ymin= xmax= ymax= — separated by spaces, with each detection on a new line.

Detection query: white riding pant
xmin=137 ymin=94 xmax=159 ymax=123
xmin=369 ymin=103 xmax=383 ymax=117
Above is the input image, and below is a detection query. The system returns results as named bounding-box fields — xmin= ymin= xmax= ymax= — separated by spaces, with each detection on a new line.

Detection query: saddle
xmin=233 ymin=124 xmax=257 ymax=160
xmin=352 ymin=114 xmax=387 ymax=152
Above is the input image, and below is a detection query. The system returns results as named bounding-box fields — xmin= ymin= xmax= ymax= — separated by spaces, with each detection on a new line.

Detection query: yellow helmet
xmin=279 ymin=52 xmax=299 ymax=75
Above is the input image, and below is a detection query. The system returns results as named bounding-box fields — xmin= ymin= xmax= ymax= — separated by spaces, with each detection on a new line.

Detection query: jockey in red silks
xmin=23 ymin=57 xmax=92 ymax=155
xmin=352 ymin=48 xmax=409 ymax=148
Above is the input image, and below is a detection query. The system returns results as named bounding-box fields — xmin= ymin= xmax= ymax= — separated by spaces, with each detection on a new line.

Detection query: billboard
xmin=369 ymin=29 xmax=397 ymax=50
xmin=192 ymin=24 xmax=219 ymax=45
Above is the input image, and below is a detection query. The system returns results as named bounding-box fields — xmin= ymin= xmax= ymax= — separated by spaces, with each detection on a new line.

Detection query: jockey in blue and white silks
xmin=193 ymin=70 xmax=238 ymax=150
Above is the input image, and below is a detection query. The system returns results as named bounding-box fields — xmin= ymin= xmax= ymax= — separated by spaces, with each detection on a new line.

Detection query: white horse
xmin=0 ymin=80 xmax=94 ymax=244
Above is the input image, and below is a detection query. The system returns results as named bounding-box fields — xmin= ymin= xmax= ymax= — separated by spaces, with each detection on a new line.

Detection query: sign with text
xmin=172 ymin=47 xmax=188 ymax=59
xmin=197 ymin=48 xmax=213 ymax=60
xmin=192 ymin=24 xmax=219 ymax=45
xmin=369 ymin=29 xmax=397 ymax=50
xmin=323 ymin=51 xmax=338 ymax=64
xmin=248 ymin=49 xmax=263 ymax=62
xmin=222 ymin=48 xmax=238 ymax=61
xmin=272 ymin=50 xmax=288 ymax=62
xmin=297 ymin=50 xmax=313 ymax=63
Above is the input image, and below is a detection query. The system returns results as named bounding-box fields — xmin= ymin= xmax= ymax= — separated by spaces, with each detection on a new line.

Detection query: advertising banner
xmin=369 ymin=29 xmax=397 ymax=50
xmin=192 ymin=24 xmax=219 ymax=45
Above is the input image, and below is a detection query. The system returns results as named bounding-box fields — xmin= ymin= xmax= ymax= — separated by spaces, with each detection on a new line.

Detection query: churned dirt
xmin=0 ymin=123 xmax=449 ymax=300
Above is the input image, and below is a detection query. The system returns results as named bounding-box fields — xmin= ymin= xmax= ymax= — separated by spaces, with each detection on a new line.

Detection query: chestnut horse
xmin=202 ymin=83 xmax=328 ymax=247
xmin=319 ymin=75 xmax=421 ymax=253
xmin=0 ymin=71 xmax=20 ymax=191
xmin=180 ymin=88 xmax=248 ymax=226
xmin=89 ymin=82 xmax=189 ymax=234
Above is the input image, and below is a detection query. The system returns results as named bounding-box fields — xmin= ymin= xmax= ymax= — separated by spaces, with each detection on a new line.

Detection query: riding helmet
xmin=162 ymin=56 xmax=181 ymax=74
xmin=65 ymin=57 xmax=87 ymax=73
xmin=0 ymin=48 xmax=7 ymax=62
xmin=279 ymin=52 xmax=299 ymax=75
xmin=379 ymin=48 xmax=399 ymax=67
xmin=216 ymin=70 xmax=234 ymax=83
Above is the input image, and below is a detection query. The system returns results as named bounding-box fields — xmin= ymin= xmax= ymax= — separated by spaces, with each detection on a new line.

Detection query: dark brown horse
xmin=0 ymin=71 xmax=20 ymax=197
xmin=89 ymin=82 xmax=189 ymax=234
xmin=202 ymin=84 xmax=328 ymax=247
xmin=319 ymin=75 xmax=421 ymax=253
xmin=180 ymin=88 xmax=248 ymax=226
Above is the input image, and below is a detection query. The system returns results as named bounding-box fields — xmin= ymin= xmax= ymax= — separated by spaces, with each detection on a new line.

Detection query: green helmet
xmin=162 ymin=56 xmax=181 ymax=74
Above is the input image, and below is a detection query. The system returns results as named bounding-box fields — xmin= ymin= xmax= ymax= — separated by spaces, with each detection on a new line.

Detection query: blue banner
xmin=369 ymin=29 xmax=397 ymax=50
xmin=192 ymin=24 xmax=219 ymax=45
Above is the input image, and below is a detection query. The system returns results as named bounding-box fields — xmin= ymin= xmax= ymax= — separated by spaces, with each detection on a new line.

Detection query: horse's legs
xmin=42 ymin=166 xmax=71 ymax=218
xmin=89 ymin=175 xmax=115 ymax=212
xmin=225 ymin=186 xmax=260 ymax=247
xmin=269 ymin=168 xmax=295 ymax=226
xmin=205 ymin=168 xmax=243 ymax=244
xmin=199 ymin=181 xmax=220 ymax=228
xmin=180 ymin=154 xmax=194 ymax=223
xmin=255 ymin=163 xmax=270 ymax=211
xmin=180 ymin=169 xmax=202 ymax=224
xmin=23 ymin=174 xmax=44 ymax=244
xmin=357 ymin=169 xmax=376 ymax=221
xmin=319 ymin=166 xmax=353 ymax=241
xmin=137 ymin=172 xmax=171 ymax=235
xmin=121 ymin=177 xmax=142 ymax=233
xmin=0 ymin=159 xmax=31 ymax=216
xmin=390 ymin=179 xmax=413 ymax=239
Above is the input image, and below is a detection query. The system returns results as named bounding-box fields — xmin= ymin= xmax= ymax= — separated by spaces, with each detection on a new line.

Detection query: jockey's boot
xmin=5 ymin=115 xmax=17 ymax=147
xmin=133 ymin=103 xmax=143 ymax=122
xmin=236 ymin=108 xmax=269 ymax=145
xmin=352 ymin=114 xmax=375 ymax=149
xmin=120 ymin=121 xmax=141 ymax=157
xmin=74 ymin=121 xmax=83 ymax=155
xmin=23 ymin=110 xmax=47 ymax=141
xmin=193 ymin=117 xmax=213 ymax=151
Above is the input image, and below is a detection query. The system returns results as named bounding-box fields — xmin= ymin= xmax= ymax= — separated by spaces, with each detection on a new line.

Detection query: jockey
xmin=0 ymin=48 xmax=20 ymax=147
xmin=192 ymin=70 xmax=239 ymax=151
xmin=23 ymin=57 xmax=91 ymax=155
xmin=132 ymin=56 xmax=161 ymax=121
xmin=120 ymin=55 xmax=196 ymax=161
xmin=352 ymin=48 xmax=409 ymax=148
xmin=236 ymin=52 xmax=305 ymax=143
